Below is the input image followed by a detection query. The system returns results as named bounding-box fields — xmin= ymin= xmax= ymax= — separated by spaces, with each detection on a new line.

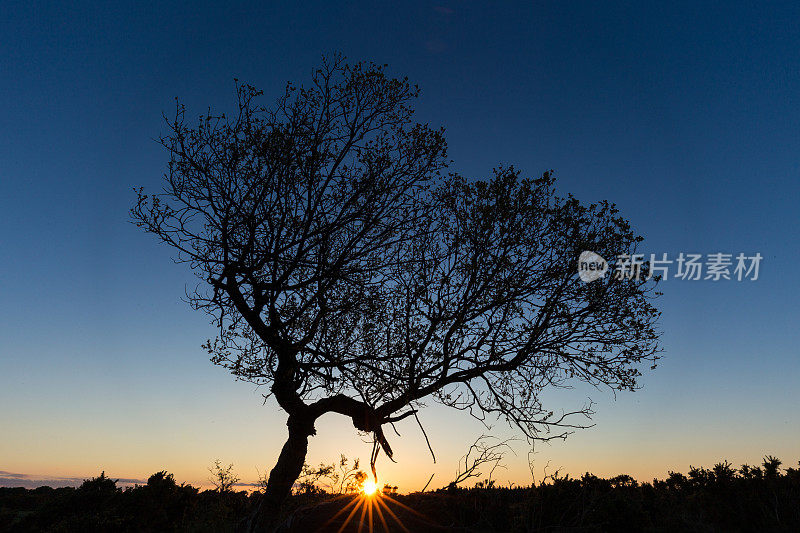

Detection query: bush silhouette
xmin=0 ymin=457 xmax=798 ymax=531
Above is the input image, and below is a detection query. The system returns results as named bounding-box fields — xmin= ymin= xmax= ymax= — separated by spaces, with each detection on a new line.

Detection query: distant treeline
xmin=1 ymin=457 xmax=799 ymax=532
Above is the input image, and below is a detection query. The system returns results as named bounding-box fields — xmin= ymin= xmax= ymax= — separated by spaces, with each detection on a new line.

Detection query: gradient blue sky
xmin=1 ymin=1 xmax=798 ymax=490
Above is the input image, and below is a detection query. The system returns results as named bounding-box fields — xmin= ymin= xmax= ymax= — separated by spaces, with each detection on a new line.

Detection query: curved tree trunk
xmin=245 ymin=417 xmax=313 ymax=532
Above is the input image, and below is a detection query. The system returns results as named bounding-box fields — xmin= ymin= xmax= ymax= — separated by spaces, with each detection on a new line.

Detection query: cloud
xmin=0 ymin=471 xmax=28 ymax=478
xmin=0 ymin=471 xmax=145 ymax=489
xmin=233 ymin=481 xmax=261 ymax=487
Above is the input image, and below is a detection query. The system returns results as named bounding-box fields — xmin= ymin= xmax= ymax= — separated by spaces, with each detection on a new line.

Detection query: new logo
xmin=578 ymin=251 xmax=608 ymax=282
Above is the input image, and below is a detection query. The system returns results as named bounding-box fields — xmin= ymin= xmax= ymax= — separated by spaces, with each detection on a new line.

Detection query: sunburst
xmin=322 ymin=485 xmax=429 ymax=533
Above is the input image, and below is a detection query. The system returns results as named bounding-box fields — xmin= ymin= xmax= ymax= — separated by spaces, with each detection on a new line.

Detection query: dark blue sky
xmin=1 ymin=1 xmax=798 ymax=486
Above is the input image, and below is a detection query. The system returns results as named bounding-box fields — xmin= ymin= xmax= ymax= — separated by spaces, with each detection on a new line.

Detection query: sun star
xmin=362 ymin=479 xmax=378 ymax=496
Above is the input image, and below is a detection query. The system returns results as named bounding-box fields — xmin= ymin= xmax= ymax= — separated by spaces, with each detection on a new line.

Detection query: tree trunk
xmin=245 ymin=416 xmax=313 ymax=532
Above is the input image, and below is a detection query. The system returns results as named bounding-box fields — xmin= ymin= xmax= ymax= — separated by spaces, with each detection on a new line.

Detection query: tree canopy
xmin=132 ymin=55 xmax=660 ymax=530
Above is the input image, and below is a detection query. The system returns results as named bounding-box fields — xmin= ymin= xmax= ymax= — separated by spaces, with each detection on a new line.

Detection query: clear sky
xmin=1 ymin=1 xmax=799 ymax=491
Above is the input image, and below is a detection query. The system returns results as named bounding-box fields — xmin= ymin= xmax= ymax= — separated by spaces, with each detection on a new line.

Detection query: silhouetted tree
xmin=449 ymin=435 xmax=514 ymax=490
xmin=292 ymin=462 xmax=334 ymax=495
xmin=208 ymin=460 xmax=240 ymax=493
xmin=292 ymin=455 xmax=365 ymax=494
xmin=132 ymin=55 xmax=660 ymax=531
xmin=146 ymin=470 xmax=177 ymax=491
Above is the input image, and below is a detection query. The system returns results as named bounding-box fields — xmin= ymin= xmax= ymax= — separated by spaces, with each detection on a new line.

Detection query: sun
xmin=361 ymin=479 xmax=378 ymax=496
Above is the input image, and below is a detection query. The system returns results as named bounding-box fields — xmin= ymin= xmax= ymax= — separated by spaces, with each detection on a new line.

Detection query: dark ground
xmin=2 ymin=458 xmax=799 ymax=532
